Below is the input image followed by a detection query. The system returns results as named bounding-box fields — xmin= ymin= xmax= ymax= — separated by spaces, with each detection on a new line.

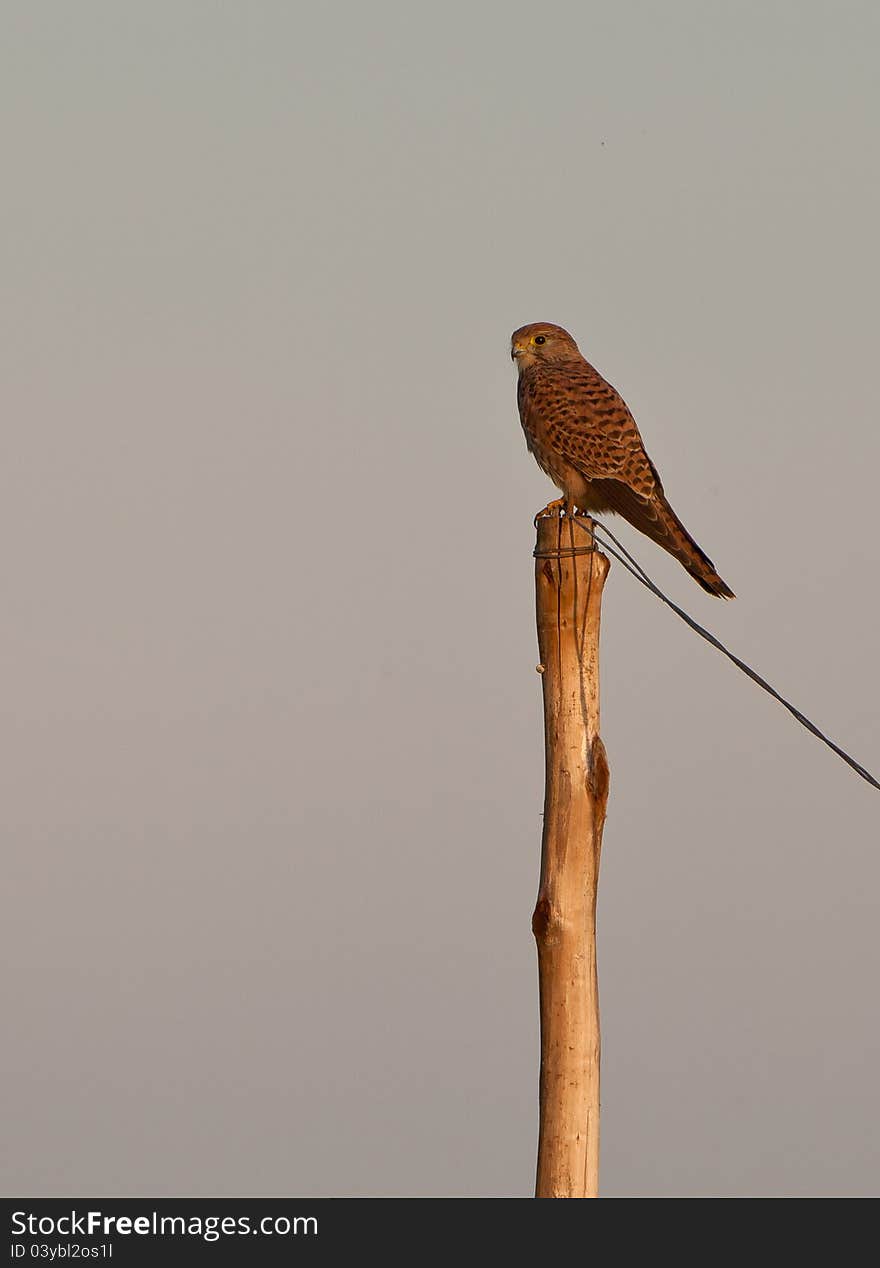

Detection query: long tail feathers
xmin=651 ymin=496 xmax=735 ymax=599
xmin=589 ymin=478 xmax=735 ymax=598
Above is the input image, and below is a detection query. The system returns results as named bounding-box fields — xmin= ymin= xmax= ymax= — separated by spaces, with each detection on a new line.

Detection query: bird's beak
xmin=511 ymin=343 xmax=525 ymax=360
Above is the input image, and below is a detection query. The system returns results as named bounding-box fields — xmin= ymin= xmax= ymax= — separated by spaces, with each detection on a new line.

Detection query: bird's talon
xmin=533 ymin=498 xmax=567 ymax=527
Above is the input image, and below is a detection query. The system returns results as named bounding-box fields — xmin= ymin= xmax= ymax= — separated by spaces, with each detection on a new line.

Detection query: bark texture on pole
xmin=533 ymin=513 xmax=610 ymax=1199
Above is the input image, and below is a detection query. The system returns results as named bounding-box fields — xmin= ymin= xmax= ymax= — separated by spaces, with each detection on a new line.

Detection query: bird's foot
xmin=533 ymin=498 xmax=569 ymax=527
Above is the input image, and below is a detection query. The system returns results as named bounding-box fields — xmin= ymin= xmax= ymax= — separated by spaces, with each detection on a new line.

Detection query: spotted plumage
xmin=512 ymin=322 xmax=734 ymax=598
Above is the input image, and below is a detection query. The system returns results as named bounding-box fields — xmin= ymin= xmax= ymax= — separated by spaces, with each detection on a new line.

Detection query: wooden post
xmin=533 ymin=513 xmax=611 ymax=1199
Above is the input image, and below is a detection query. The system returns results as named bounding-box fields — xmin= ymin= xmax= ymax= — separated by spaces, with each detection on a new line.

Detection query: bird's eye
xmin=534 ymin=335 xmax=546 ymax=345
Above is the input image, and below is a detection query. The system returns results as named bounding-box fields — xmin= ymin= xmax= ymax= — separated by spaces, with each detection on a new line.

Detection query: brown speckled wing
xmin=521 ymin=360 xmax=662 ymax=499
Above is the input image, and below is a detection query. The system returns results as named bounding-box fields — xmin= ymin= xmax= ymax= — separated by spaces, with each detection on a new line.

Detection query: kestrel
xmin=512 ymin=322 xmax=734 ymax=598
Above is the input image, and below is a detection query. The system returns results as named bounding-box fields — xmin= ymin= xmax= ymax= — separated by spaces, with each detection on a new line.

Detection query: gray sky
xmin=3 ymin=1 xmax=878 ymax=1197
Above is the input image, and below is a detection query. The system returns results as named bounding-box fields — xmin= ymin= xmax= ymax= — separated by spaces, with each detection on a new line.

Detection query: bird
xmin=512 ymin=322 xmax=734 ymax=598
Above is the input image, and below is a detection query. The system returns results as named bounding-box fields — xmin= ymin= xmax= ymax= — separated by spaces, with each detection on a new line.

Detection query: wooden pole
xmin=533 ymin=513 xmax=610 ymax=1199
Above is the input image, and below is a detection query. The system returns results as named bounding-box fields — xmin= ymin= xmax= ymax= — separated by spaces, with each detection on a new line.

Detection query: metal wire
xmin=557 ymin=513 xmax=880 ymax=793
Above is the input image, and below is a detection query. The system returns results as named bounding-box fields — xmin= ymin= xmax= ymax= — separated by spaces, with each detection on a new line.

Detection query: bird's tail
xmin=649 ymin=495 xmax=735 ymax=598
xmin=588 ymin=477 xmax=735 ymax=598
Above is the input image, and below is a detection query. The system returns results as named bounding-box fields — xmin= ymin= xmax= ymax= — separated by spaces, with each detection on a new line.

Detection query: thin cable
xmin=561 ymin=514 xmax=880 ymax=793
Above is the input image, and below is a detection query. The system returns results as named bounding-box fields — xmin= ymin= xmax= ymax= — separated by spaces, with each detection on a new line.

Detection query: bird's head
xmin=510 ymin=322 xmax=581 ymax=370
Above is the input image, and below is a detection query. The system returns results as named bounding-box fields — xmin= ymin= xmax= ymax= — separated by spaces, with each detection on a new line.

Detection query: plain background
xmin=3 ymin=1 xmax=878 ymax=1198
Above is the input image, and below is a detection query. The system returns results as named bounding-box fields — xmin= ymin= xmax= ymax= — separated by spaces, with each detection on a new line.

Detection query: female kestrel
xmin=512 ymin=322 xmax=734 ymax=598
